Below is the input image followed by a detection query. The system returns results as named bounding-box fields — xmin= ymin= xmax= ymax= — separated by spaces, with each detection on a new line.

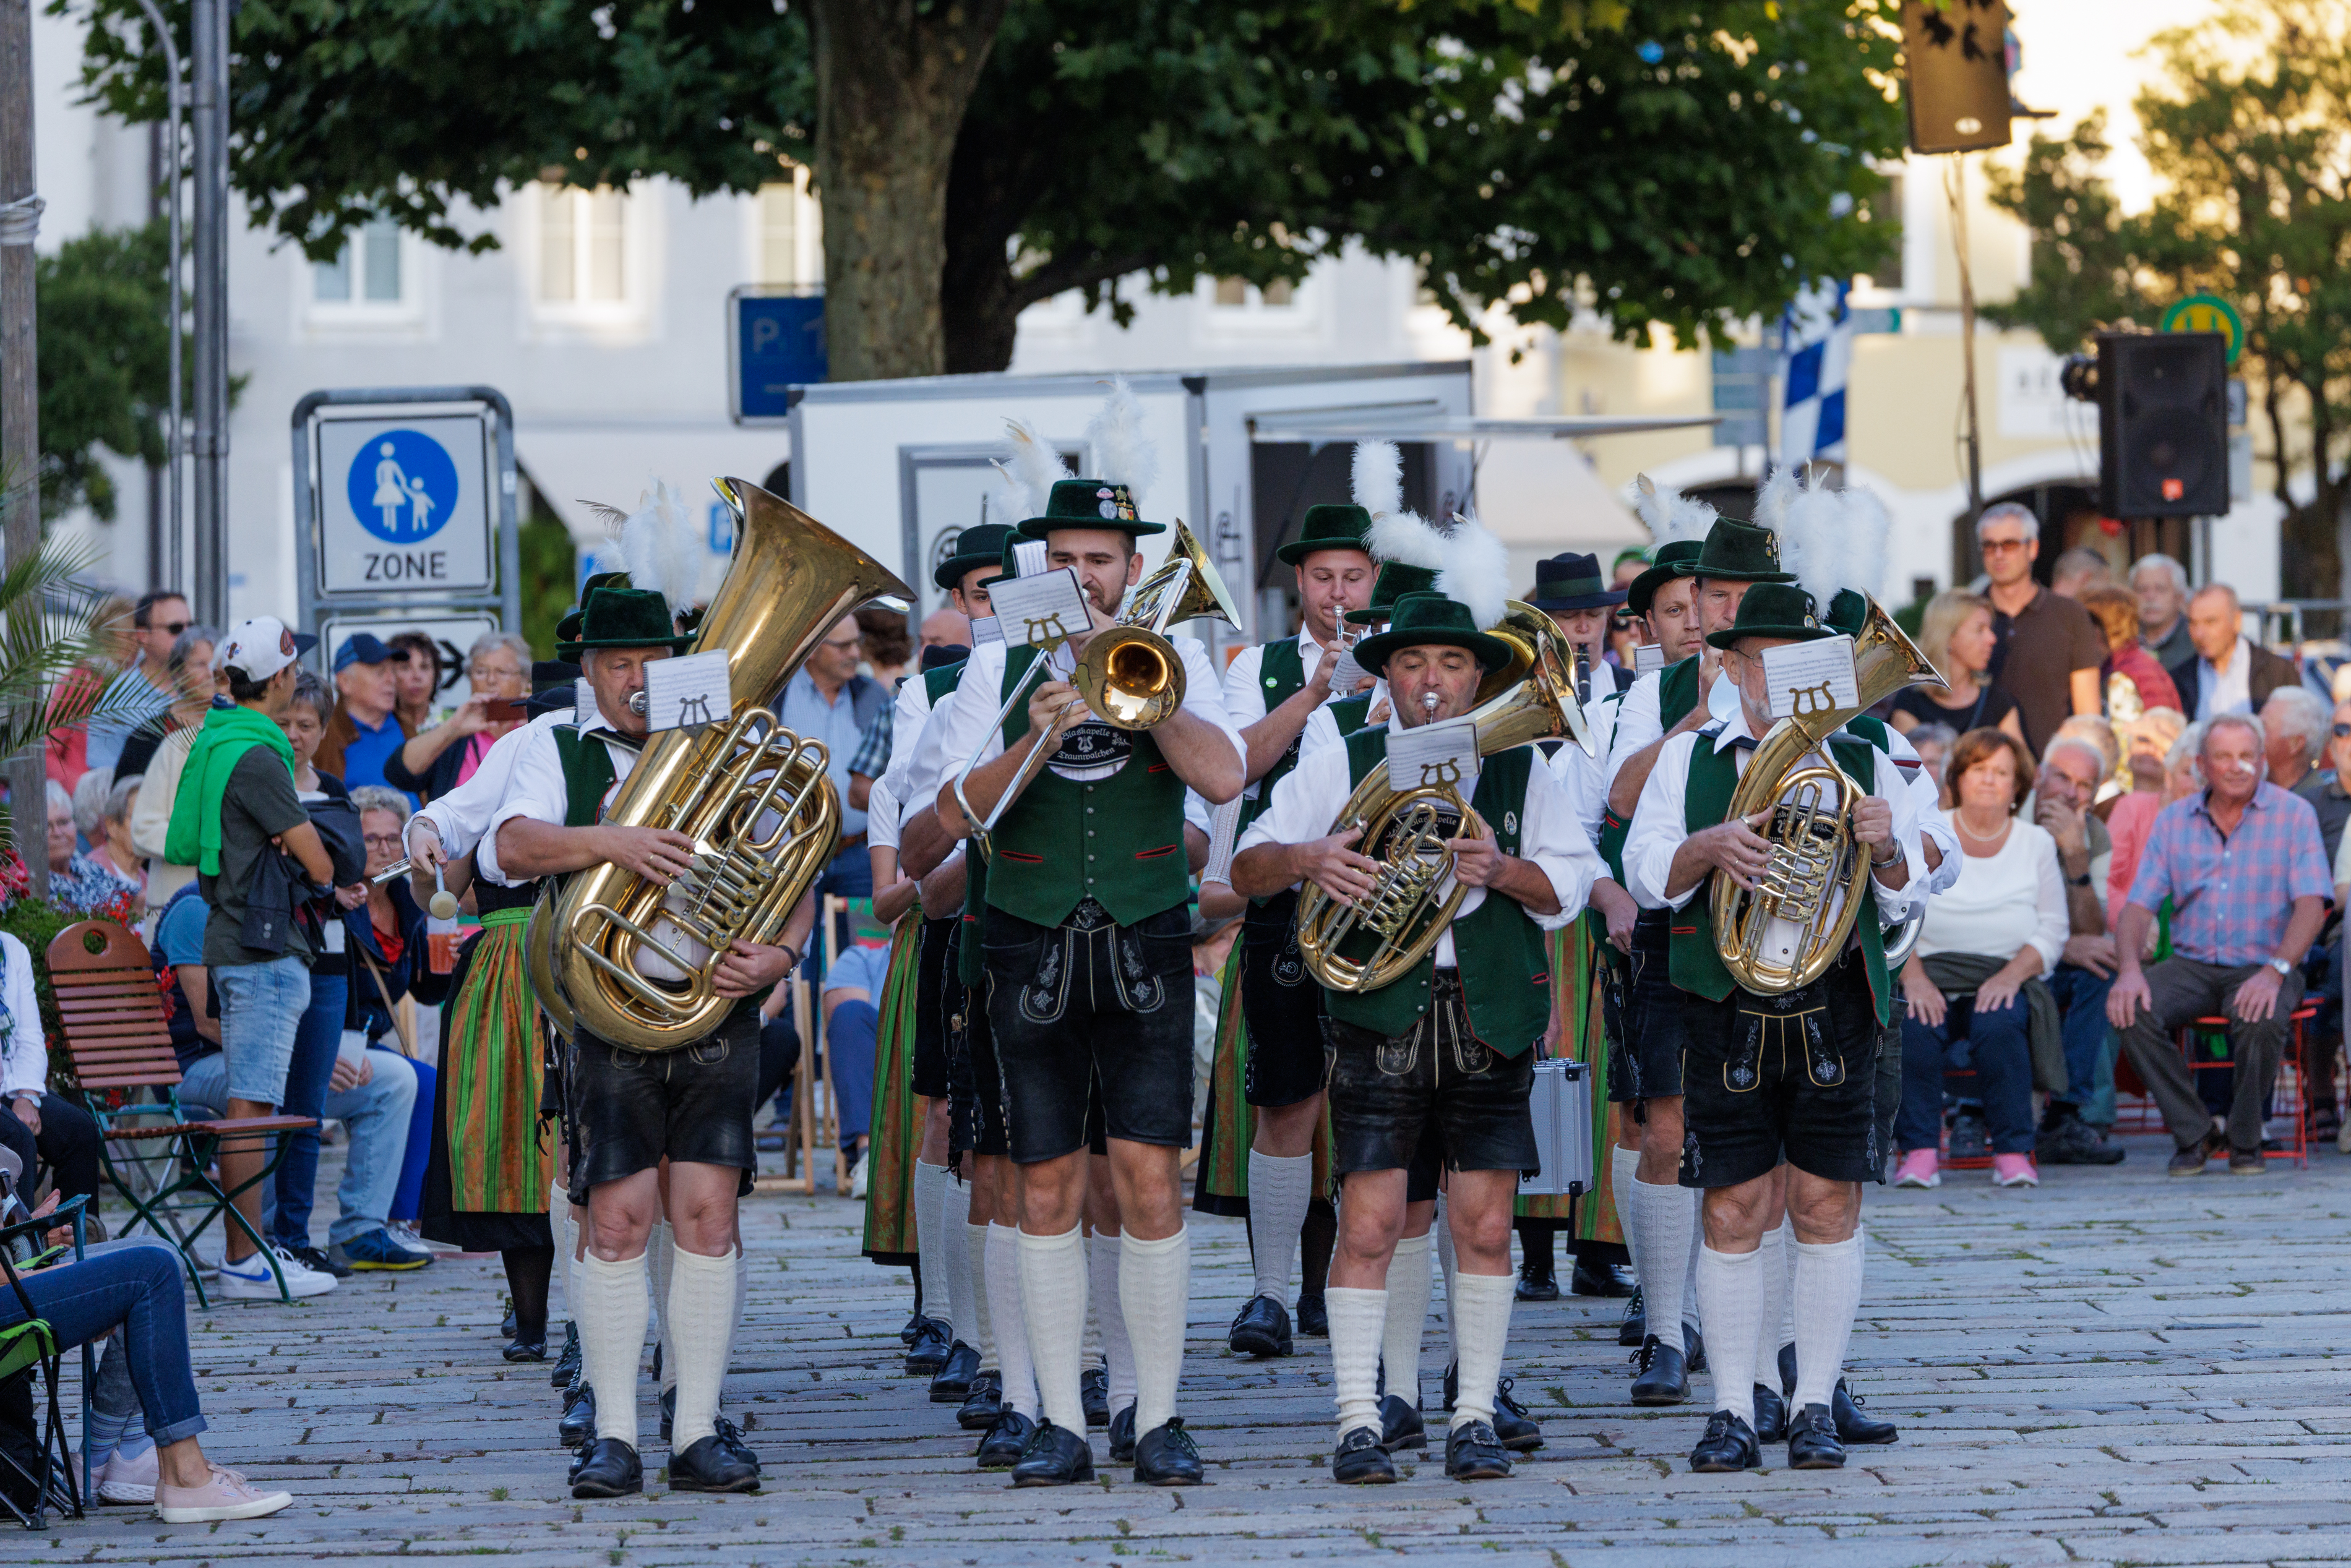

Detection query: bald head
xmin=2187 ymin=584 xmax=2242 ymax=664
xmin=921 ymin=607 xmax=971 ymax=648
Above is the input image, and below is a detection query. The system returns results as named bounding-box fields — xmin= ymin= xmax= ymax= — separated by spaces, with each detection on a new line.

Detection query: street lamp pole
xmin=190 ymin=0 xmax=228 ymax=625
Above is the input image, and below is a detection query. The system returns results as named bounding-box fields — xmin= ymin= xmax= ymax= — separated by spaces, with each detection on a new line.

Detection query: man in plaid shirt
xmin=846 ymin=699 xmax=893 ymax=812
xmin=2108 ymin=712 xmax=2332 ymax=1175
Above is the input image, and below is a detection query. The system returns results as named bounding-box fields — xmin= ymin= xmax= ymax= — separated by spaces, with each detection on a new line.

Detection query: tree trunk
xmin=0 ymin=0 xmax=49 ymax=896
xmin=2282 ymin=380 xmax=2344 ymax=600
xmin=807 ymin=0 xmax=1008 ymax=382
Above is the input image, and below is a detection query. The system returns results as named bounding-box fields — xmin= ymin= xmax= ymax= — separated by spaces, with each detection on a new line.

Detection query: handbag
xmin=239 ymin=848 xmax=297 ymax=954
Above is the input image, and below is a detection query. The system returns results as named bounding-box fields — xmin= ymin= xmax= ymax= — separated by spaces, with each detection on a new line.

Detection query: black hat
xmin=1626 ymin=539 xmax=1706 ymax=617
xmin=557 ymin=586 xmax=693 ymax=659
xmin=1691 ymin=516 xmax=1797 ymax=584
xmin=1525 ymin=551 xmax=1627 ymax=612
xmin=934 ymin=523 xmax=1015 ymax=591
xmin=1350 ymin=593 xmax=1515 ymax=677
xmin=1013 ymin=478 xmax=1167 ymax=541
xmin=1276 ymin=503 xmax=1375 ymax=567
xmin=1705 ymin=582 xmax=1834 ymax=651
xmin=919 ymin=643 xmax=971 ymax=672
xmin=1343 ymin=562 xmax=1440 ymax=627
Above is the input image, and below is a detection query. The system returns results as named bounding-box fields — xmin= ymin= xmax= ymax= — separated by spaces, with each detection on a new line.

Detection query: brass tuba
xmin=1710 ymin=594 xmax=1938 ymax=993
xmin=1296 ymin=602 xmax=1592 ymax=993
xmin=531 ymin=478 xmax=913 ymax=1050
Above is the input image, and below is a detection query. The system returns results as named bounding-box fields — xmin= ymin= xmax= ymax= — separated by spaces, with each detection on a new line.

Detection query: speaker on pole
xmin=1902 ymin=0 xmax=2013 ymax=154
xmin=2094 ymin=332 xmax=2229 ymax=519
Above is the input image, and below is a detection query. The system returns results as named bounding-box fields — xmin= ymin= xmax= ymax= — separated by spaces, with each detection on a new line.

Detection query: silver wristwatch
xmin=2268 ymin=956 xmax=2293 ymax=977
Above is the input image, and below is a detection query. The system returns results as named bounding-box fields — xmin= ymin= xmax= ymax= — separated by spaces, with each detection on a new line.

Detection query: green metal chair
xmin=0 ymin=1194 xmax=90 ymax=1528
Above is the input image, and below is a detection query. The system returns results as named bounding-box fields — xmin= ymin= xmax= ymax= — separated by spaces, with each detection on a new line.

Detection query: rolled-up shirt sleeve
xmin=410 ymin=711 xmax=560 ymax=865
xmin=1602 ymin=669 xmax=1664 ymax=792
xmin=1625 ymin=732 xmax=1701 ymax=910
xmin=1516 ymin=754 xmax=1599 ymax=930
xmin=479 ymin=723 xmax=580 ymax=887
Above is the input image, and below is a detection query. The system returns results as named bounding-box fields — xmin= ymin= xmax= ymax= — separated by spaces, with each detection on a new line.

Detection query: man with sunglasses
xmin=1975 ymin=505 xmax=2104 ymax=756
xmin=87 ymin=589 xmax=194 ymax=773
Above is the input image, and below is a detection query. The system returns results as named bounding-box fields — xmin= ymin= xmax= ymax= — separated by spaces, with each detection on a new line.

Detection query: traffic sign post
xmin=291 ymin=386 xmax=522 ymax=683
xmin=729 ymin=287 xmax=827 ymax=424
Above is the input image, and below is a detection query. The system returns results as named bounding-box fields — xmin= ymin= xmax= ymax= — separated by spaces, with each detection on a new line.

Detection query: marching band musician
xmin=931 ymin=474 xmax=1246 ymax=1488
xmin=1620 ymin=581 xmax=1924 ymax=1475
xmin=1231 ymin=590 xmax=1600 ymax=1486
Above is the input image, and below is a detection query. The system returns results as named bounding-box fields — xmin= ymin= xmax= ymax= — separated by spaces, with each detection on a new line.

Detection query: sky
xmin=2003 ymin=0 xmax=2228 ymax=213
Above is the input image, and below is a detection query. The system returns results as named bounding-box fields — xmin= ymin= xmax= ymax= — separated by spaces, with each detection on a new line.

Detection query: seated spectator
xmin=2079 ymin=581 xmax=2182 ymax=719
xmin=821 ymin=936 xmax=895 ymax=1197
xmin=2031 ymin=737 xmax=2125 ymax=1162
xmin=2295 ymin=696 xmax=2351 ymax=866
xmin=854 ymin=603 xmax=913 ymax=687
xmin=2132 ymin=552 xmax=2195 ymax=670
xmin=1891 ymin=589 xmax=2026 ymax=745
xmin=0 ymin=922 xmax=105 ymax=1212
xmin=2120 ymin=705 xmax=2186 ymax=797
xmin=344 ymin=786 xmax=441 ymax=1257
xmin=2050 ymin=546 xmax=2114 ymax=600
xmin=1896 ymin=729 xmax=2068 ymax=1189
xmin=385 ymin=632 xmax=531 ymax=803
xmin=2107 ymin=719 xmax=2202 ymax=923
xmin=2109 ymin=713 xmax=2331 ymax=1175
xmin=2259 ymin=685 xmax=2330 ymax=794
xmin=2052 ymin=712 xmax=2125 ymax=813
xmin=386 ymin=631 xmax=444 ymax=736
xmin=1907 ymin=721 xmax=1958 ymax=803
xmin=2170 ymin=584 xmax=2296 ymax=720
xmin=314 ymin=633 xmax=409 ymax=792
xmin=46 ymin=778 xmax=140 ymax=916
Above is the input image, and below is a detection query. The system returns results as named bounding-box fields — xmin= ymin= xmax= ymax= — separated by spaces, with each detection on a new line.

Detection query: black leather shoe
xmin=1377 ymin=1393 xmax=1426 ymax=1453
xmin=659 ymin=1386 xmax=676 ymax=1442
xmin=1833 ymin=1379 xmax=1898 ymax=1444
xmin=976 ymin=1409 xmax=1036 ymax=1470
xmin=1333 ymin=1426 xmax=1397 ymax=1484
xmin=502 ymin=1335 xmax=548 ymax=1363
xmin=957 ymin=1371 xmax=1004 ymax=1431
xmin=898 ymin=1311 xmax=923 ymax=1346
xmin=570 ymin=1436 xmax=643 ymax=1498
xmin=1444 ymin=1420 xmax=1513 ymax=1480
xmin=931 ymin=1342 xmax=981 ymax=1403
xmin=1683 ymin=1327 xmax=1706 ymax=1374
xmin=905 ymin=1317 xmax=951 ymax=1376
xmin=2037 ymin=1115 xmax=2126 ymax=1165
xmin=1688 ymin=1410 xmax=1760 ymax=1473
xmin=1751 ymin=1381 xmax=1788 ymax=1444
xmin=1787 ymin=1402 xmax=1846 ymax=1469
xmin=502 ymin=1304 xmax=519 ymax=1339
xmin=559 ymin=1382 xmax=597 ymax=1449
xmin=1010 ymin=1419 xmax=1095 ymax=1486
xmin=1440 ymin=1360 xmax=1458 ymax=1411
xmin=1108 ymin=1404 xmax=1138 ymax=1462
xmin=1617 ymin=1285 xmax=1645 ymax=1347
xmin=1515 ymin=1254 xmax=1560 ymax=1301
xmin=1132 ymin=1416 xmax=1205 ymax=1485
xmin=1778 ymin=1342 xmax=1799 ymax=1397
xmin=1570 ymin=1259 xmax=1635 ymax=1298
xmin=551 ymin=1322 xmax=581 ymax=1387
xmin=670 ymin=1432 xmax=761 ymax=1492
xmin=1630 ymin=1334 xmax=1690 ymax=1405
xmin=1492 ymin=1378 xmax=1544 ymax=1452
xmin=1082 ymin=1366 xmax=1111 ymax=1426
xmin=713 ymin=1415 xmax=761 ymax=1475
xmin=1227 ymin=1294 xmax=1292 ymax=1357
xmin=1296 ymin=1293 xmax=1329 ymax=1337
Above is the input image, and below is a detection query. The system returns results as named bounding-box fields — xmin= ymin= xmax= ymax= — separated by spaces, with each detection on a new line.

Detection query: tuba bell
xmin=1296 ymin=601 xmax=1590 ymax=993
xmin=531 ymin=478 xmax=912 ymax=1051
xmin=1709 ymin=594 xmax=1939 ymax=993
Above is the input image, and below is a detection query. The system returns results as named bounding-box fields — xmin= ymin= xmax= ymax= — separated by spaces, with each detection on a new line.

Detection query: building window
xmin=313 ymin=218 xmax=405 ymax=306
xmin=539 ymin=185 xmax=629 ymax=305
xmin=1212 ymin=276 xmax=1296 ymax=309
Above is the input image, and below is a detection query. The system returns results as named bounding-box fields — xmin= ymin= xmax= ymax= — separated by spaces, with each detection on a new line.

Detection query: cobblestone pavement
xmin=24 ymin=1127 xmax=2351 ymax=1566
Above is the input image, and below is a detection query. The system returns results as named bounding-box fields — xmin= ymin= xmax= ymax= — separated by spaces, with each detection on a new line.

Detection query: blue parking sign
xmin=733 ymin=291 xmax=826 ymax=421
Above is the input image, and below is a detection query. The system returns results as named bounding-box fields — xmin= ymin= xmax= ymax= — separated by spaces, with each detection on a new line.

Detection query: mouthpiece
xmin=628 ymin=690 xmax=649 ymax=716
xmin=1420 ymin=692 xmax=1440 ymax=716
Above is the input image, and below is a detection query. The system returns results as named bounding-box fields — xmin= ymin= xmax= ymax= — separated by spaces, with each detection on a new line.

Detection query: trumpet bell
xmin=1076 ymin=626 xmax=1185 ymax=730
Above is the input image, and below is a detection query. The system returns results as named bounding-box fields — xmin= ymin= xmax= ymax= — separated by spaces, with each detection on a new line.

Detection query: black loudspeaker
xmin=1902 ymin=0 xmax=2013 ymax=154
xmin=2097 ymin=332 xmax=2229 ymax=518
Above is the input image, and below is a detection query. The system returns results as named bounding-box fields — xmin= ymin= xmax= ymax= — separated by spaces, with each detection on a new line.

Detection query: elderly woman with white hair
xmin=48 ymin=775 xmax=143 ymax=916
xmin=2258 ymin=685 xmax=2331 ymax=793
xmin=385 ymin=632 xmax=533 ymax=803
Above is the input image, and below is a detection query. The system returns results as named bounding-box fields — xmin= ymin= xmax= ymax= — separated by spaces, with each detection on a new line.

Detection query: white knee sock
xmin=1682 ymin=1212 xmax=1703 ymax=1347
xmin=1091 ymin=1230 xmax=1135 ymax=1418
xmin=1780 ymin=1222 xmax=1800 ymax=1353
xmin=578 ymin=1251 xmax=650 ymax=1447
xmin=1381 ymin=1233 xmax=1432 ymax=1404
xmin=1448 ymin=1272 xmax=1515 ymax=1431
xmin=1790 ymin=1231 xmax=1865 ymax=1413
xmin=940 ymin=1174 xmax=972 ymax=1343
xmin=1434 ymin=1196 xmax=1459 ymax=1366
xmin=914 ymin=1161 xmax=952 ymax=1337
xmin=1327 ymin=1285 xmax=1386 ymax=1441
xmin=726 ymin=1244 xmax=747 ymax=1412
xmin=1083 ymin=1229 xmax=1106 ymax=1373
xmin=667 ymin=1246 xmax=736 ymax=1450
xmin=1694 ymin=1245 xmax=1760 ymax=1430
xmin=986 ymin=1222 xmax=1036 ymax=1415
xmin=648 ymin=1220 xmax=677 ymax=1394
xmin=969 ymin=1221 xmax=999 ymax=1374
xmin=1016 ymin=1225 xmax=1088 ymax=1431
xmin=1751 ymin=1223 xmax=1789 ymax=1392
xmin=1629 ymin=1176 xmax=1695 ymax=1355
xmin=1609 ymin=1146 xmax=1642 ymax=1286
xmin=552 ymin=1181 xmax=577 ymax=1326
xmin=1120 ymin=1228 xmax=1190 ymax=1436
xmin=1247 ymin=1149 xmax=1312 ymax=1303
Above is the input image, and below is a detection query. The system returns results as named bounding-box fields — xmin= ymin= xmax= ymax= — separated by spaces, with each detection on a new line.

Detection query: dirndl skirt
xmin=861 ymin=917 xmax=926 ymax=1266
xmin=421 ymin=909 xmax=553 ymax=1253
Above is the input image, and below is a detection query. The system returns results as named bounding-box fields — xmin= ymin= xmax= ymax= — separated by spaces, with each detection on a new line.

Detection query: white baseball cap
xmin=218 ymin=615 xmax=319 ymax=682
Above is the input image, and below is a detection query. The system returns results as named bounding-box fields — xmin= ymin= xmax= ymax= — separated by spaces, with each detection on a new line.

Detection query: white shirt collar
xmin=1709 ymin=708 xmax=1761 ymax=753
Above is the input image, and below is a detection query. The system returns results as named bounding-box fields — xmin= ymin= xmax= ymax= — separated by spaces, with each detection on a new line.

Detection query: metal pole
xmin=136 ymin=0 xmax=184 ymax=595
xmin=189 ymin=0 xmax=228 ymax=624
xmin=1 ymin=0 xmax=48 ymax=896
xmin=1946 ymin=153 xmax=1985 ymax=520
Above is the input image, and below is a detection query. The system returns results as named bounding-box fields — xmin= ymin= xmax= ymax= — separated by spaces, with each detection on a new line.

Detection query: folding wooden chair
xmin=0 ymin=1194 xmax=90 ymax=1528
xmin=767 ymin=977 xmax=822 ymax=1196
xmin=45 ymin=921 xmax=316 ymax=1306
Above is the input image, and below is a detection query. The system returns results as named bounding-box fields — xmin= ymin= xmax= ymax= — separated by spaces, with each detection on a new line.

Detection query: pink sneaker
xmin=1992 ymin=1153 xmax=2040 ymax=1188
xmin=155 ymin=1463 xmax=292 ymax=1523
xmin=96 ymin=1440 xmax=158 ymax=1504
xmin=1892 ymin=1150 xmax=1940 ymax=1188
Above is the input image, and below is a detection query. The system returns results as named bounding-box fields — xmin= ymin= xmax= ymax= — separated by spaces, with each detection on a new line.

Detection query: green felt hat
xmin=557 ymin=586 xmax=692 ymax=659
xmin=1276 ymin=503 xmax=1375 ymax=567
xmin=1349 ymin=593 xmax=1515 ymax=677
xmin=935 ymin=523 xmax=1015 ymax=591
xmin=1526 ymin=551 xmax=1627 ymax=612
xmin=1691 ymin=516 xmax=1797 ymax=584
xmin=1343 ymin=562 xmax=1440 ymax=627
xmin=1013 ymin=478 xmax=1167 ymax=541
xmin=1705 ymin=581 xmax=1833 ymax=651
xmin=1822 ymin=588 xmax=1870 ymax=638
xmin=554 ymin=571 xmax=629 ymax=654
xmin=1626 ymin=539 xmax=1706 ymax=617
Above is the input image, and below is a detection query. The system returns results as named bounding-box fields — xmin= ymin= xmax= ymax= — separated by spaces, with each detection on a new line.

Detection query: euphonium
xmin=531 ymin=478 xmax=913 ymax=1051
xmin=1296 ymin=602 xmax=1591 ymax=993
xmin=1709 ymin=594 xmax=1939 ymax=993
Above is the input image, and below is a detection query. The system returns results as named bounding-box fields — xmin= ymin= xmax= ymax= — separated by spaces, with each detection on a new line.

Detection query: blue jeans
xmin=2045 ymin=962 xmax=2117 ymax=1118
xmin=212 ymin=955 xmax=311 ymax=1104
xmin=827 ymin=998 xmax=879 ymax=1155
xmin=1899 ymin=991 xmax=2035 ymax=1155
xmin=0 ymin=1240 xmax=205 ymax=1446
xmin=390 ymin=1053 xmax=437 ymax=1224
xmin=181 ymin=1045 xmax=417 ymax=1246
xmin=273 ymin=971 xmax=348 ymax=1249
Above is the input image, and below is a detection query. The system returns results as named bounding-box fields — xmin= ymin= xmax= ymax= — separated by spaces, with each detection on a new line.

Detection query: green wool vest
xmin=1322 ymin=730 xmax=1553 ymax=1056
xmin=1665 ymin=731 xmax=1893 ymax=1024
xmin=1237 ymin=638 xmax=1309 ymax=834
xmin=922 ymin=657 xmax=966 ymax=706
xmin=1597 ymin=656 xmax=1703 ymax=882
xmin=1326 ymin=691 xmax=1374 ymax=739
xmin=982 ymin=645 xmax=1191 ymax=930
xmin=552 ymin=725 xmax=620 ymax=827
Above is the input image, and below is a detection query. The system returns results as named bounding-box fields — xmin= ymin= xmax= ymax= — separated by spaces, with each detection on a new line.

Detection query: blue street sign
xmin=346 ymin=427 xmax=462 ymax=544
xmin=733 ymin=292 xmax=826 ymax=421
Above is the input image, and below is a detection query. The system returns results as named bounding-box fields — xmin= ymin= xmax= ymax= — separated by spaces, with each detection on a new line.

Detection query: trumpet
xmin=950 ymin=520 xmax=1241 ymax=858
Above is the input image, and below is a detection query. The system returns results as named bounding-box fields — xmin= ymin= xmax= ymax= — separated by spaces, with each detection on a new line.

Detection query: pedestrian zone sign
xmin=316 ymin=414 xmax=495 ymax=593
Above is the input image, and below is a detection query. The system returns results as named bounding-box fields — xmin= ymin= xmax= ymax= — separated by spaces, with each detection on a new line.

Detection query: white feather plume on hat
xmin=602 ymin=479 xmax=700 ymax=615
xmin=1365 ymin=507 xmax=1446 ymax=570
xmin=1438 ymin=512 xmax=1512 ymax=632
xmin=994 ymin=418 xmax=1073 ymax=522
xmin=1750 ymin=465 xmax=1801 ymax=539
xmin=1352 ymin=440 xmax=1403 ymax=520
xmin=1782 ymin=472 xmax=1845 ymax=609
xmin=1631 ymin=473 xmax=1717 ymax=547
xmin=1794 ymin=479 xmax=1891 ymax=608
xmin=1085 ymin=375 xmax=1159 ymax=503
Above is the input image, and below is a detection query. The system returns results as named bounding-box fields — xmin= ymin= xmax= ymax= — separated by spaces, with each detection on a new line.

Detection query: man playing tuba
xmin=1231 ymin=591 xmax=1599 ymax=1486
xmin=1620 ymin=582 xmax=1923 ymax=1476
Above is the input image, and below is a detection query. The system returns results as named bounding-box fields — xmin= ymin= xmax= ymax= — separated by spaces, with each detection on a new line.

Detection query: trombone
xmin=950 ymin=520 xmax=1241 ymax=859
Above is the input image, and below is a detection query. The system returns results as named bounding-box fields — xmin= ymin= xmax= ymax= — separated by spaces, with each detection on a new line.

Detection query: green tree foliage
xmin=518 ymin=504 xmax=578 ymax=662
xmin=36 ymin=220 xmax=172 ymax=521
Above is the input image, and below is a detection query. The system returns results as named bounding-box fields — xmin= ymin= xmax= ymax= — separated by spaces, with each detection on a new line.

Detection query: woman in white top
xmin=1894 ymin=728 xmax=2068 ymax=1190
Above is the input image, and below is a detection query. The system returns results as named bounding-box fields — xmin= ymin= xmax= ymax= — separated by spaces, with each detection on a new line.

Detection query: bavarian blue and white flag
xmin=1777 ymin=278 xmax=1852 ymax=466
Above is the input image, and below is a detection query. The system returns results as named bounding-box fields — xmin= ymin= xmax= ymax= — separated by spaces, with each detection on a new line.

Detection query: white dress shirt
xmin=2194 ymin=636 xmax=2256 ymax=719
xmin=407 ymin=708 xmax=575 ymax=868
xmin=1299 ymin=677 xmax=1390 ymax=757
xmin=1546 ymin=732 xmax=1609 ymax=848
xmin=1602 ymin=660 xmax=1735 ymax=795
xmin=1222 ymin=626 xmax=1333 ymax=735
xmin=481 ymin=704 xmax=640 ymax=888
xmin=1236 ymin=722 xmax=1600 ymax=967
xmin=0 ymin=934 xmax=47 ymax=1100
xmin=867 ymin=773 xmax=902 ymax=853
